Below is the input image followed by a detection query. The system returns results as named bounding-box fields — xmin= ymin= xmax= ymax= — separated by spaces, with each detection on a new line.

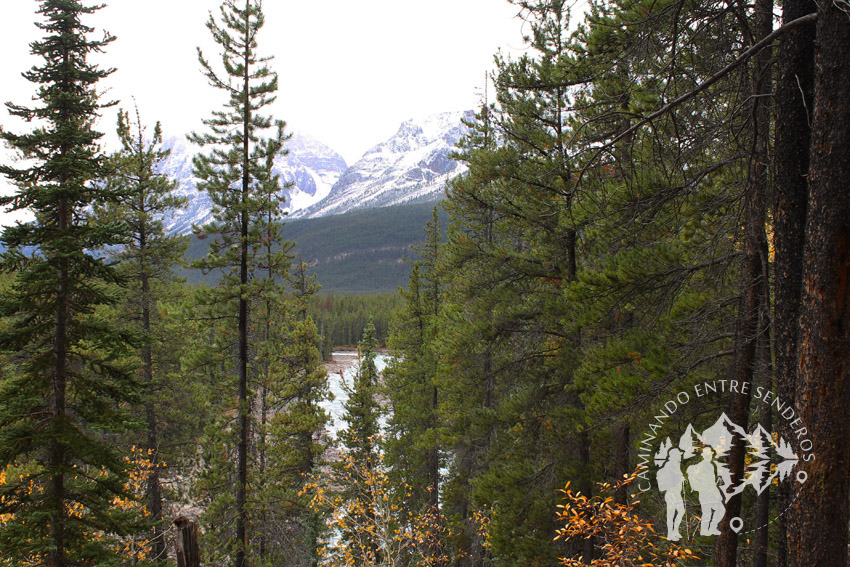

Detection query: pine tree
xmin=100 ymin=108 xmax=189 ymax=564
xmin=434 ymin=5 xmax=592 ymax=560
xmin=437 ymin=105 xmax=505 ymax=566
xmin=429 ymin=0 xmax=757 ymax=561
xmin=248 ymin=106 xmax=299 ymax=567
xmin=0 ymin=2 xmax=140 ymax=565
xmin=188 ymin=1 xmax=288 ymax=565
xmin=384 ymin=208 xmax=445 ymax=542
xmin=257 ymin=262 xmax=328 ymax=566
xmin=420 ymin=209 xmax=442 ymax=508
xmin=773 ymin=1 xmax=815 ymax=565
xmin=385 ymin=263 xmax=432 ymax=512
xmin=784 ymin=1 xmax=850 ymax=564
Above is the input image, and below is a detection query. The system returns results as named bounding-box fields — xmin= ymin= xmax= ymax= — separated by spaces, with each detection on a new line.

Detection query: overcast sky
xmin=0 ymin=0 xmax=530 ymax=164
xmin=0 ymin=1 xmax=541 ymax=227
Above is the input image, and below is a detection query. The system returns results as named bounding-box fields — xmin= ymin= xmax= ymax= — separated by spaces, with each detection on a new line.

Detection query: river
xmin=320 ymin=350 xmax=390 ymax=439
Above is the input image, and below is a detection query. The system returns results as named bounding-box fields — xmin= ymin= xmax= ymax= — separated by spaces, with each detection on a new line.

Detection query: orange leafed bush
xmin=555 ymin=473 xmax=698 ymax=567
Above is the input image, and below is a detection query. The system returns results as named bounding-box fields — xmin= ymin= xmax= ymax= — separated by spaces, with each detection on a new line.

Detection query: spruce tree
xmin=385 ymin=209 xmax=443 ymax=524
xmin=335 ymin=321 xmax=383 ymax=565
xmin=254 ymin=260 xmax=328 ymax=566
xmin=340 ymin=322 xmax=381 ymax=467
xmin=188 ymin=1 xmax=288 ymax=565
xmin=0 ymin=2 xmax=139 ymax=566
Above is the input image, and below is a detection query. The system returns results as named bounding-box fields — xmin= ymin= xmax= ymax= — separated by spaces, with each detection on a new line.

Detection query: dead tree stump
xmin=174 ymin=510 xmax=201 ymax=567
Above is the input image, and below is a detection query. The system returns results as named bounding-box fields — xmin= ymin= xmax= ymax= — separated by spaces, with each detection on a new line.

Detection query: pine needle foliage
xmin=188 ymin=2 xmax=291 ymax=566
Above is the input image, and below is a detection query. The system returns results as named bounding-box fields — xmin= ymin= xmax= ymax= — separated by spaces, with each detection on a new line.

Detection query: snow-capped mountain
xmin=160 ymin=133 xmax=348 ymax=234
xmin=159 ymin=111 xmax=471 ymax=233
xmin=291 ymin=110 xmax=472 ymax=219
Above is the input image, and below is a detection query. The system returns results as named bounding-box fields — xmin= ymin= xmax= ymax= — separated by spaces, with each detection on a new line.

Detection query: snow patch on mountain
xmin=292 ymin=110 xmax=472 ymax=219
xmin=160 ymin=133 xmax=348 ymax=234
xmin=157 ymin=111 xmax=471 ymax=233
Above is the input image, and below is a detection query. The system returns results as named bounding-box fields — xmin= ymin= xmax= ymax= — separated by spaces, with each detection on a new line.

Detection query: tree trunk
xmin=50 ymin=196 xmax=69 ymax=567
xmin=788 ymin=3 xmax=850 ymax=564
xmin=49 ymin=39 xmax=72 ymax=567
xmin=714 ymin=0 xmax=772 ymax=562
xmin=175 ymin=512 xmax=201 ymax=567
xmin=235 ymin=8 xmax=252 ymax=565
xmin=753 ymin=316 xmax=772 ymax=567
xmin=772 ymin=0 xmax=815 ymax=565
xmin=141 ymin=266 xmax=165 ymax=562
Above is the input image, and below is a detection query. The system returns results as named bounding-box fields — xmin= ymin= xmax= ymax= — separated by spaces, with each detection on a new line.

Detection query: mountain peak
xmin=155 ymin=111 xmax=473 ymax=233
xmin=157 ymin=132 xmax=348 ymax=234
xmin=293 ymin=110 xmax=473 ymax=219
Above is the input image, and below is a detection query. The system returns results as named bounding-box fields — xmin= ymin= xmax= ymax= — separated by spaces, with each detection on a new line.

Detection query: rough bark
xmin=175 ymin=512 xmax=201 ymax=567
xmin=772 ymin=0 xmax=815 ymax=564
xmin=753 ymin=316 xmax=772 ymax=567
xmin=787 ymin=3 xmax=850 ymax=565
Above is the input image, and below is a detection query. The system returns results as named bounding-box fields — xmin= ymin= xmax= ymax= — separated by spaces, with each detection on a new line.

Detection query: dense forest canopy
xmin=0 ymin=1 xmax=848 ymax=567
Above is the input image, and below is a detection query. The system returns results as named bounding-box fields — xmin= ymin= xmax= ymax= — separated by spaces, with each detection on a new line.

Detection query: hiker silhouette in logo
xmin=687 ymin=446 xmax=725 ymax=535
xmin=656 ymin=446 xmax=685 ymax=541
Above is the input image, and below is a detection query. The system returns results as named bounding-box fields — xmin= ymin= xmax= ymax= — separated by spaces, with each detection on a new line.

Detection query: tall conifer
xmin=189 ymin=1 xmax=287 ymax=565
xmin=340 ymin=322 xmax=381 ymax=467
xmin=0 ymin=2 xmax=139 ymax=566
xmin=101 ymin=109 xmax=188 ymax=564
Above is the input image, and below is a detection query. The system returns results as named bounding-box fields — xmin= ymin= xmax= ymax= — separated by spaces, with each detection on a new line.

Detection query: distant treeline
xmin=309 ymin=292 xmax=401 ymax=357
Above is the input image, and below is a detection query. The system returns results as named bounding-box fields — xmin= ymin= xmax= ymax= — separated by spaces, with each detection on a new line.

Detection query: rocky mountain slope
xmin=291 ymin=110 xmax=472 ymax=219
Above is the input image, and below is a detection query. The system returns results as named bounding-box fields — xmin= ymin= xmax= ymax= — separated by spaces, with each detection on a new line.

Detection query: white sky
xmin=0 ymin=0 xmax=531 ymax=164
xmin=0 ymin=0 xmax=550 ymax=228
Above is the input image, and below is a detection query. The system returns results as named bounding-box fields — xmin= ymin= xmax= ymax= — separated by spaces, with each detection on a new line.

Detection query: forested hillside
xmin=0 ymin=1 xmax=848 ymax=567
xmin=183 ymin=203 xmax=445 ymax=293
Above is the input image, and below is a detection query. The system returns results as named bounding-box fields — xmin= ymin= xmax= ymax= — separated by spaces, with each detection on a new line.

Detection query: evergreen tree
xmin=263 ymin=261 xmax=329 ymax=566
xmin=435 ymin=5 xmax=591 ymax=560
xmin=100 ymin=108 xmax=189 ymax=564
xmin=334 ymin=321 xmax=384 ymax=565
xmin=188 ymin=1 xmax=288 ymax=565
xmin=385 ymin=209 xmax=443 ymax=536
xmin=438 ymin=104 xmax=505 ymax=566
xmin=250 ymin=250 xmax=329 ymax=567
xmin=783 ymin=1 xmax=850 ymax=564
xmin=310 ymin=292 xmax=399 ymax=358
xmin=422 ymin=0 xmax=763 ymax=562
xmin=773 ymin=1 xmax=815 ymax=565
xmin=385 ymin=264 xmax=432 ymax=512
xmin=0 ymin=2 xmax=140 ymax=565
xmin=340 ymin=322 xmax=381 ymax=467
